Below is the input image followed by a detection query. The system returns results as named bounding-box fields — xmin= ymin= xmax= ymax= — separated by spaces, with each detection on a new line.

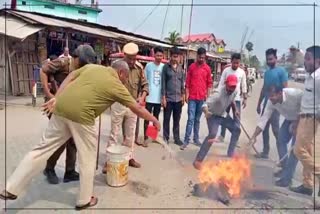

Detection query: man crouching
xmin=193 ymin=74 xmax=241 ymax=170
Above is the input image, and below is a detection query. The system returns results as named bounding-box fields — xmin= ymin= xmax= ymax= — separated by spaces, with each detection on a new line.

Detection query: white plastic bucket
xmin=106 ymin=145 xmax=131 ymax=187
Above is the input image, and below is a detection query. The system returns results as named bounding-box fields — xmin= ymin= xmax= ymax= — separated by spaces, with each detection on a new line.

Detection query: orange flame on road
xmin=198 ymin=154 xmax=251 ymax=198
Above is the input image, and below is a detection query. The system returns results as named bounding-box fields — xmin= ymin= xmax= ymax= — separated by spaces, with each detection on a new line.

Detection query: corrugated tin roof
xmin=1 ymin=9 xmax=174 ymax=48
xmin=0 ymin=16 xmax=43 ymax=40
xmin=6 ymin=10 xmax=119 ymax=39
xmin=182 ymin=33 xmax=226 ymax=45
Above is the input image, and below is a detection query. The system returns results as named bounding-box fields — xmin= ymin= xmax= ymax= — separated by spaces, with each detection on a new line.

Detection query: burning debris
xmin=193 ymin=155 xmax=251 ymax=205
xmin=192 ymin=182 xmax=231 ymax=205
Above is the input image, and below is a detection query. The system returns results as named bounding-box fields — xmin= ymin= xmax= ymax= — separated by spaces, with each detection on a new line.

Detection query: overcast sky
xmin=97 ymin=0 xmax=319 ymax=61
xmin=1 ymin=0 xmax=319 ymax=61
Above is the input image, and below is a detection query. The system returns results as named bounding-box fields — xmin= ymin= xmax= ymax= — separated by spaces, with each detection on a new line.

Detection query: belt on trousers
xmin=300 ymin=113 xmax=320 ymax=120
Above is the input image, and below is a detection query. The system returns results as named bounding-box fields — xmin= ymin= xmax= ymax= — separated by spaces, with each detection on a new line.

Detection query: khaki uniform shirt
xmin=125 ymin=61 xmax=149 ymax=100
xmin=54 ymin=65 xmax=136 ymax=125
xmin=42 ymin=57 xmax=73 ymax=86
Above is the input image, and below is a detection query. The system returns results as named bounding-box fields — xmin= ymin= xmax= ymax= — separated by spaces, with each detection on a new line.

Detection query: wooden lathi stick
xmin=96 ymin=116 xmax=102 ymax=170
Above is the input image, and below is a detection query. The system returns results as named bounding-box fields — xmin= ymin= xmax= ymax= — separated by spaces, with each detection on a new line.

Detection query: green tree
xmin=164 ymin=31 xmax=182 ymax=45
xmin=245 ymin=42 xmax=254 ymax=66
xmin=249 ymin=55 xmax=261 ymax=70
xmin=245 ymin=41 xmax=254 ymax=52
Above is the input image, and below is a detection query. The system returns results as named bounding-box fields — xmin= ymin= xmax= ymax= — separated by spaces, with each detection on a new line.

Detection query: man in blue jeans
xmin=218 ymin=53 xmax=247 ymax=143
xmin=256 ymin=48 xmax=288 ymax=159
xmin=193 ymin=74 xmax=241 ymax=170
xmin=251 ymin=86 xmax=303 ymax=187
xmin=181 ymin=47 xmax=212 ymax=150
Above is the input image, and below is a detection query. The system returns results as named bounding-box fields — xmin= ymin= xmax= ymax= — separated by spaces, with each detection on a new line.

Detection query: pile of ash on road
xmin=191 ymin=182 xmax=285 ymax=207
xmin=129 ymin=181 xmax=159 ymax=198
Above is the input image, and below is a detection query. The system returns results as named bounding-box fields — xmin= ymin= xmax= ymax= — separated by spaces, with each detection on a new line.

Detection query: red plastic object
xmin=146 ymin=125 xmax=158 ymax=140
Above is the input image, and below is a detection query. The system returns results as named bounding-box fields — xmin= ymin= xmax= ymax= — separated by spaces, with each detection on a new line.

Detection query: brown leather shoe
xmin=135 ymin=140 xmax=143 ymax=146
xmin=129 ymin=159 xmax=141 ymax=168
xmin=102 ymin=162 xmax=108 ymax=174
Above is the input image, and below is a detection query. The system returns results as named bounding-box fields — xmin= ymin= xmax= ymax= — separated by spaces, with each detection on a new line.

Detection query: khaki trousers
xmin=6 ymin=114 xmax=97 ymax=205
xmin=108 ymin=102 xmax=137 ymax=159
xmin=294 ymin=117 xmax=320 ymax=188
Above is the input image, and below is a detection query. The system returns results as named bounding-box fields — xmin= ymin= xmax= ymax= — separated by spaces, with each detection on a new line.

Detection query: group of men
xmin=0 ymin=41 xmax=319 ymax=209
xmin=104 ymin=44 xmax=215 ymax=173
xmin=251 ymin=46 xmax=320 ymax=207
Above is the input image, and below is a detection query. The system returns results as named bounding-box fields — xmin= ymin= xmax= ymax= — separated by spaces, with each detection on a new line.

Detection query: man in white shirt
xmin=289 ymin=46 xmax=320 ymax=202
xmin=138 ymin=46 xmax=165 ymax=147
xmin=217 ymin=53 xmax=247 ymax=143
xmin=250 ymin=86 xmax=303 ymax=188
xmin=193 ymin=74 xmax=241 ymax=170
xmin=59 ymin=47 xmax=72 ymax=59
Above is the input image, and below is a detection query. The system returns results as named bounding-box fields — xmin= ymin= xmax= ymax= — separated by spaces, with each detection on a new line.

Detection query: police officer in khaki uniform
xmin=40 ymin=51 xmax=81 ymax=185
xmin=103 ymin=43 xmax=149 ymax=173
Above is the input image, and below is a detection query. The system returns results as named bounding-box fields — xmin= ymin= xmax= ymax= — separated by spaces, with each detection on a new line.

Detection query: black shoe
xmin=275 ymin=178 xmax=291 ymax=187
xmin=318 ymin=185 xmax=320 ymax=197
xmin=174 ymin=139 xmax=183 ymax=146
xmin=254 ymin=152 xmax=269 ymax=159
xmin=193 ymin=141 xmax=202 ymax=147
xmin=180 ymin=143 xmax=188 ymax=150
xmin=63 ymin=170 xmax=80 ymax=183
xmin=164 ymin=138 xmax=169 ymax=144
xmin=290 ymin=185 xmax=313 ymax=196
xmin=274 ymin=169 xmax=284 ymax=178
xmin=43 ymin=169 xmax=59 ymax=184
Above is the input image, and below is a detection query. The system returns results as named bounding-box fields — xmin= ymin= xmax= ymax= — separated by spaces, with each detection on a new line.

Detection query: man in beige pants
xmin=0 ymin=58 xmax=160 ymax=210
xmin=103 ymin=42 xmax=148 ymax=172
xmin=109 ymin=102 xmax=137 ymax=157
xmin=289 ymin=46 xmax=320 ymax=208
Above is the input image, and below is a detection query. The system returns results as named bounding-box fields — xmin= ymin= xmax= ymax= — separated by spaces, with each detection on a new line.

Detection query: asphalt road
xmin=0 ymin=79 xmax=316 ymax=214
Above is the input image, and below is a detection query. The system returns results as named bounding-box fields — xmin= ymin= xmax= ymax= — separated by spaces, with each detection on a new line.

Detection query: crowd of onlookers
xmin=1 ymin=42 xmax=319 ymax=210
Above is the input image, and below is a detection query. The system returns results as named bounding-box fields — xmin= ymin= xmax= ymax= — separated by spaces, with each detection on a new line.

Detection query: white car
xmin=247 ymin=68 xmax=256 ymax=82
xmin=294 ymin=68 xmax=307 ymax=82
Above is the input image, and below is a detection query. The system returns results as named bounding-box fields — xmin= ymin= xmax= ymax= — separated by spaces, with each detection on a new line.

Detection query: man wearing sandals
xmin=0 ymin=52 xmax=160 ymax=210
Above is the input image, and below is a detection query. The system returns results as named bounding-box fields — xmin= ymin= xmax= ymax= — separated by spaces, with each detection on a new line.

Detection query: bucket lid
xmin=106 ymin=145 xmax=131 ymax=154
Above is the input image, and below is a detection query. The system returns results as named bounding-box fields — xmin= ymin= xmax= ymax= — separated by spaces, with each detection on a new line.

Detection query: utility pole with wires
xmin=240 ymin=26 xmax=249 ymax=53
xmin=133 ymin=0 xmax=163 ymax=33
xmin=186 ymin=0 xmax=194 ymax=70
xmin=160 ymin=0 xmax=171 ymax=40
xmin=180 ymin=5 xmax=184 ymax=35
xmin=247 ymin=29 xmax=254 ymax=43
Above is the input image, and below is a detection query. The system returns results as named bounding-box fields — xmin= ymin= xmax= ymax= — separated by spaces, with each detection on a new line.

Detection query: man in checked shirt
xmin=161 ymin=47 xmax=185 ymax=145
